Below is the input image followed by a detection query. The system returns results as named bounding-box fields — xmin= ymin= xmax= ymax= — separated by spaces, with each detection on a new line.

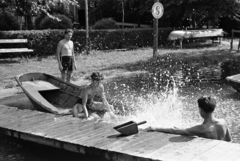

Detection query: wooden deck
xmin=0 ymin=104 xmax=240 ymax=161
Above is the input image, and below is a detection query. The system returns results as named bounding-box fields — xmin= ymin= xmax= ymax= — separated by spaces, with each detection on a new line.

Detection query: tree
xmin=138 ymin=0 xmax=240 ymax=28
xmin=0 ymin=0 xmax=79 ymax=29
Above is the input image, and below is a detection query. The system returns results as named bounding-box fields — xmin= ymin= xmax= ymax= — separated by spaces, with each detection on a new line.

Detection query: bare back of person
xmin=186 ymin=118 xmax=231 ymax=141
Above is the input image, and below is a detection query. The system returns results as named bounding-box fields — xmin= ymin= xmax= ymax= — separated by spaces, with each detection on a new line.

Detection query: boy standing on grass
xmin=57 ymin=29 xmax=77 ymax=82
xmin=146 ymin=96 xmax=232 ymax=142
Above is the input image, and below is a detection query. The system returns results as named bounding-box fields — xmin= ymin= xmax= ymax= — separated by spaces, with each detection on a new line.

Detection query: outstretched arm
xmin=146 ymin=125 xmax=203 ymax=137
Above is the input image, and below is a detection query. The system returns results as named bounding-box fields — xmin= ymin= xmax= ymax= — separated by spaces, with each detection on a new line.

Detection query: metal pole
xmin=153 ymin=0 xmax=159 ymax=57
xmin=85 ymin=0 xmax=89 ymax=55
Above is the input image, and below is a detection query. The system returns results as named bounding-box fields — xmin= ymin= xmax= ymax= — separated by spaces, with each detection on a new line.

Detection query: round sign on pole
xmin=152 ymin=2 xmax=164 ymax=19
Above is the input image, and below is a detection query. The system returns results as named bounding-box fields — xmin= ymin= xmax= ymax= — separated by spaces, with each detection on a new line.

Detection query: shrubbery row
xmin=0 ymin=28 xmax=173 ymax=58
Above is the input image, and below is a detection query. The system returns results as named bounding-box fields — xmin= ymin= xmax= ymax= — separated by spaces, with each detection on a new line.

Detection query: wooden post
xmin=85 ymin=0 xmax=90 ymax=55
xmin=153 ymin=0 xmax=159 ymax=57
xmin=121 ymin=0 xmax=125 ymax=48
xmin=230 ymin=29 xmax=233 ymax=52
xmin=179 ymin=39 xmax=183 ymax=49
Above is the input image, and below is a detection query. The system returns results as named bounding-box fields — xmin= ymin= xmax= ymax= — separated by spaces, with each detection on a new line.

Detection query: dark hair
xmin=90 ymin=72 xmax=104 ymax=81
xmin=197 ymin=96 xmax=216 ymax=113
xmin=64 ymin=29 xmax=73 ymax=34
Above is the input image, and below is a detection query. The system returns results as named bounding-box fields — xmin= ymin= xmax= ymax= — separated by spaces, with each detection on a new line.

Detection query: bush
xmin=220 ymin=58 xmax=240 ymax=80
xmin=0 ymin=28 xmax=174 ymax=58
xmin=92 ymin=18 xmax=119 ymax=29
xmin=0 ymin=11 xmax=19 ymax=31
xmin=39 ymin=14 xmax=72 ymax=29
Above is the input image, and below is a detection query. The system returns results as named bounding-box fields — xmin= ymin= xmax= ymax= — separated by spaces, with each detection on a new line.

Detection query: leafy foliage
xmin=39 ymin=14 xmax=72 ymax=29
xmin=92 ymin=18 xmax=119 ymax=29
xmin=0 ymin=11 xmax=19 ymax=30
xmin=0 ymin=28 xmax=173 ymax=57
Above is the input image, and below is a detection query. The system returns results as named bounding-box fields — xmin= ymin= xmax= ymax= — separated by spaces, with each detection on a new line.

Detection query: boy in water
xmin=72 ymin=72 xmax=116 ymax=119
xmin=56 ymin=29 xmax=77 ymax=82
xmin=146 ymin=96 xmax=232 ymax=142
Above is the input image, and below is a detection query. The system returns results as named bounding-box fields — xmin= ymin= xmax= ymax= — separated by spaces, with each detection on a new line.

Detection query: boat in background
xmin=15 ymin=72 xmax=83 ymax=115
xmin=226 ymin=74 xmax=240 ymax=92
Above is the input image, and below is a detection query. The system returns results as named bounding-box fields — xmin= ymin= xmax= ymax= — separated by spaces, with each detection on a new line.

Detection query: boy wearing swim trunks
xmin=57 ymin=29 xmax=77 ymax=82
xmin=72 ymin=72 xmax=115 ymax=119
xmin=146 ymin=96 xmax=232 ymax=142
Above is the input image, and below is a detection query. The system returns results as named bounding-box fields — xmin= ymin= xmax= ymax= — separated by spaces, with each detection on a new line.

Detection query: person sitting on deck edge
xmin=145 ymin=96 xmax=232 ymax=142
xmin=72 ymin=72 xmax=116 ymax=119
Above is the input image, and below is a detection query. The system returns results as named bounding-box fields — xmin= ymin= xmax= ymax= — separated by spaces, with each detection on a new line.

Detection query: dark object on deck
xmin=226 ymin=74 xmax=240 ymax=92
xmin=15 ymin=72 xmax=83 ymax=115
xmin=114 ymin=120 xmax=147 ymax=136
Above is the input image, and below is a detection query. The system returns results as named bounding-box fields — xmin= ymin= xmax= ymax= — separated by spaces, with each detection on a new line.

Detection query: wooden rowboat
xmin=226 ymin=74 xmax=240 ymax=92
xmin=15 ymin=72 xmax=83 ymax=115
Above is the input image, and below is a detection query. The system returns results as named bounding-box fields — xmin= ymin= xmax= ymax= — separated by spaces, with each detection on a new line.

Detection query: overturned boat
xmin=15 ymin=72 xmax=83 ymax=115
xmin=226 ymin=74 xmax=240 ymax=92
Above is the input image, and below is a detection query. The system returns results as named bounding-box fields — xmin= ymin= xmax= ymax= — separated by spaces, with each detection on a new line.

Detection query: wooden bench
xmin=168 ymin=29 xmax=224 ymax=49
xmin=0 ymin=39 xmax=33 ymax=61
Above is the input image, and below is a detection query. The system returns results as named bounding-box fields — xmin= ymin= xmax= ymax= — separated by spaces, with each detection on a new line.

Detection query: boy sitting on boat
xmin=72 ymin=72 xmax=116 ymax=120
xmin=145 ymin=96 xmax=232 ymax=142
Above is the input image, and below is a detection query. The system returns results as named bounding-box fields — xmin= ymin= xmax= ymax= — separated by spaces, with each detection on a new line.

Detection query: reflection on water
xmin=1 ymin=80 xmax=240 ymax=160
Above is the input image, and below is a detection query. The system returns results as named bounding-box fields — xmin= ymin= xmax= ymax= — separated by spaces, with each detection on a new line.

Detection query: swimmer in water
xmin=146 ymin=96 xmax=232 ymax=142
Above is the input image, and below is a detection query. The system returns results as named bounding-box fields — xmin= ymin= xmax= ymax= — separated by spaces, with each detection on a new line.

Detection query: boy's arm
xmin=72 ymin=41 xmax=77 ymax=70
xmin=81 ymin=89 xmax=89 ymax=118
xmin=147 ymin=125 xmax=203 ymax=136
xmin=56 ymin=41 xmax=62 ymax=65
xmin=99 ymin=85 xmax=112 ymax=112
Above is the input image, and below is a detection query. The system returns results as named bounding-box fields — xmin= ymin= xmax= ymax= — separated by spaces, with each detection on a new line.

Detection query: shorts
xmin=76 ymin=98 xmax=94 ymax=109
xmin=61 ymin=56 xmax=73 ymax=71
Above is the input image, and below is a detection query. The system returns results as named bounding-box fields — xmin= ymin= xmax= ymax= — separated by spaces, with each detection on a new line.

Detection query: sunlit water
xmin=1 ymin=79 xmax=240 ymax=160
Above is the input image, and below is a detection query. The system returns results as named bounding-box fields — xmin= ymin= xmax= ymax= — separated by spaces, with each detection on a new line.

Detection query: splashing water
xmin=105 ymin=76 xmax=200 ymax=129
xmin=105 ymin=75 xmax=240 ymax=143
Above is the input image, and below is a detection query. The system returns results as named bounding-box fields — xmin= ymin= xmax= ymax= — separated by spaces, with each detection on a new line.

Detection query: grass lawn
xmin=0 ymin=38 xmax=239 ymax=89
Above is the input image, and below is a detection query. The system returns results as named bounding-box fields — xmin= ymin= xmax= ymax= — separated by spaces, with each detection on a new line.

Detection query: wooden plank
xmin=143 ymin=136 xmax=196 ymax=158
xmin=151 ymin=138 xmax=221 ymax=161
xmin=0 ymin=110 xmax=44 ymax=128
xmin=26 ymin=116 xmax=74 ymax=135
xmin=11 ymin=113 xmax=55 ymax=132
xmin=47 ymin=119 xmax=91 ymax=138
xmin=65 ymin=122 xmax=112 ymax=143
xmin=233 ymin=156 xmax=240 ymax=161
xmin=24 ymin=116 xmax=73 ymax=134
xmin=0 ymin=48 xmax=33 ymax=53
xmin=117 ymin=133 xmax=173 ymax=156
xmin=0 ymin=39 xmax=28 ymax=43
xmin=55 ymin=120 xmax=99 ymax=141
xmin=207 ymin=143 xmax=240 ymax=161
xmin=122 ymin=134 xmax=193 ymax=157
xmin=37 ymin=119 xmax=79 ymax=137
xmin=75 ymin=125 xmax=118 ymax=145
xmin=100 ymin=132 xmax=139 ymax=149
xmin=104 ymin=131 xmax=158 ymax=151
xmin=190 ymin=141 xmax=239 ymax=161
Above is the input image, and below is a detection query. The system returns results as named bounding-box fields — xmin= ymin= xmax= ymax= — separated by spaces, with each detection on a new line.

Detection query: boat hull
xmin=226 ymin=74 xmax=240 ymax=92
xmin=15 ymin=72 xmax=83 ymax=115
